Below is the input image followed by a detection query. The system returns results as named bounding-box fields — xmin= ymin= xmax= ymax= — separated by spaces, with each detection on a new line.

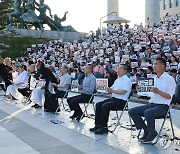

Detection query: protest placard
xmin=138 ymin=78 xmax=154 ymax=97
xmin=71 ymin=80 xmax=78 ymax=92
xmin=96 ymin=78 xmax=108 ymax=93
xmin=131 ymin=62 xmax=139 ymax=68
xmin=173 ymin=51 xmax=180 ymax=57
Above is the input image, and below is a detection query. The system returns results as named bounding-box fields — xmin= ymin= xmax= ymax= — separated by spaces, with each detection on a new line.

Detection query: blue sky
xmin=37 ymin=0 xmax=145 ymax=32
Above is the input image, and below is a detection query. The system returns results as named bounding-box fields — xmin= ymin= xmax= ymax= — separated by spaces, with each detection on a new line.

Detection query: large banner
xmin=96 ymin=78 xmax=108 ymax=93
xmin=138 ymin=78 xmax=154 ymax=97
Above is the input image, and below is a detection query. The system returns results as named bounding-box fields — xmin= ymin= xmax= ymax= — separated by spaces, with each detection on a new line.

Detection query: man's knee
xmin=128 ymin=108 xmax=136 ymax=116
xmin=71 ymin=97 xmax=81 ymax=104
xmin=96 ymin=101 xmax=104 ymax=109
xmin=144 ymin=109 xmax=153 ymax=119
xmin=102 ymin=103 xmax=110 ymax=112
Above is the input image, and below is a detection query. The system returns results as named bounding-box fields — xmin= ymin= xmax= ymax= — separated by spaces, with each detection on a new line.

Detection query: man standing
xmin=67 ymin=64 xmax=96 ymax=121
xmin=90 ymin=64 xmax=132 ymax=134
xmin=129 ymin=58 xmax=176 ymax=144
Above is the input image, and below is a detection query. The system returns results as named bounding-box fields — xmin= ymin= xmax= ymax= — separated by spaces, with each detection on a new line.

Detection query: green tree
xmin=0 ymin=30 xmax=49 ymax=59
xmin=0 ymin=0 xmax=14 ymax=30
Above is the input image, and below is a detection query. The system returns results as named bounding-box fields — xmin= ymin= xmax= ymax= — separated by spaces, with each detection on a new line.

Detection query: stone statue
xmin=52 ymin=12 xmax=76 ymax=32
xmin=53 ymin=12 xmax=68 ymax=31
xmin=8 ymin=0 xmax=22 ymax=26
xmin=20 ymin=0 xmax=43 ymax=30
xmin=34 ymin=0 xmax=58 ymax=30
xmin=7 ymin=0 xmax=76 ymax=32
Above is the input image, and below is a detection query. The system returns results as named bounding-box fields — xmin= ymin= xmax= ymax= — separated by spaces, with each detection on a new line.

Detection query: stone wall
xmin=4 ymin=28 xmax=87 ymax=41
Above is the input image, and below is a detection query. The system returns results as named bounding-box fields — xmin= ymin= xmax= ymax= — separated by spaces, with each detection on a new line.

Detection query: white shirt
xmin=14 ymin=71 xmax=29 ymax=88
xmin=149 ymin=72 xmax=176 ymax=105
xmin=111 ymin=75 xmax=132 ymax=101
xmin=58 ymin=73 xmax=71 ymax=91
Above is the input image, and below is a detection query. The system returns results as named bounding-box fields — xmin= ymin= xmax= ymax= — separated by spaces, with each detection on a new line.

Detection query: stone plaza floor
xmin=0 ymin=90 xmax=180 ymax=154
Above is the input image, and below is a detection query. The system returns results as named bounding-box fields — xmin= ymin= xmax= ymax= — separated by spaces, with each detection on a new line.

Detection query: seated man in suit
xmin=129 ymin=58 xmax=176 ymax=144
xmin=89 ymin=64 xmax=132 ymax=134
xmin=67 ymin=64 xmax=96 ymax=121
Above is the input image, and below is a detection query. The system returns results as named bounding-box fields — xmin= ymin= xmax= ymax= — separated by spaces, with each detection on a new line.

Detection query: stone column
xmin=145 ymin=0 xmax=160 ymax=25
xmin=107 ymin=0 xmax=119 ymax=19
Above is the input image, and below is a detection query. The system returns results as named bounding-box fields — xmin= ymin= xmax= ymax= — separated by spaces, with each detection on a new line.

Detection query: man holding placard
xmin=129 ymin=58 xmax=176 ymax=144
xmin=89 ymin=64 xmax=132 ymax=134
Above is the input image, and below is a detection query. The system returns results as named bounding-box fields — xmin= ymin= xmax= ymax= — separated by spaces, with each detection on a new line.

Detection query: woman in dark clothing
xmin=0 ymin=57 xmax=13 ymax=90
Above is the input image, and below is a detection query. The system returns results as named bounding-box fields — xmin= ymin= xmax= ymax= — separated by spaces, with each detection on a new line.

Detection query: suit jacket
xmin=36 ymin=66 xmax=58 ymax=92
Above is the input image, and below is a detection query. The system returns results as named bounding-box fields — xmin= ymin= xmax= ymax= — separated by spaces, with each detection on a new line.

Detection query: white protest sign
xmin=96 ymin=78 xmax=108 ymax=93
xmin=138 ymin=78 xmax=154 ymax=97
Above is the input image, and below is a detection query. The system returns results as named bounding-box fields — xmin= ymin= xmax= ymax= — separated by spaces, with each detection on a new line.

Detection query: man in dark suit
xmin=0 ymin=57 xmax=12 ymax=91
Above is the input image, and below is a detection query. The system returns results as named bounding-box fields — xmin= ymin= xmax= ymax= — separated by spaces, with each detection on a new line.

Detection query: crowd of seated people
xmin=0 ymin=14 xmax=179 ymax=144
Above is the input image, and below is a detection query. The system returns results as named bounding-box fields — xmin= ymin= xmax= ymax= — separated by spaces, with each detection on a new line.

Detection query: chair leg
xmin=93 ymin=101 xmax=96 ymax=113
xmin=55 ymin=98 xmax=65 ymax=113
xmin=151 ymin=111 xmax=170 ymax=145
xmin=80 ymin=103 xmax=89 ymax=121
xmin=110 ymin=102 xmax=133 ymax=133
xmin=137 ymin=119 xmax=145 ymax=139
xmin=169 ymin=111 xmax=175 ymax=139
xmin=80 ymin=95 xmax=94 ymax=121
xmin=137 ymin=129 xmax=142 ymax=139
xmin=61 ymin=98 xmax=66 ymax=110
xmin=24 ymin=95 xmax=32 ymax=106
xmin=55 ymin=99 xmax=61 ymax=113
xmin=128 ymin=113 xmax=134 ymax=131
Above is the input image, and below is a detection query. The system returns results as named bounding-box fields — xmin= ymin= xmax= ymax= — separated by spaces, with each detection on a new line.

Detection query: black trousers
xmin=18 ymin=88 xmax=31 ymax=97
xmin=95 ymin=97 xmax=126 ymax=127
xmin=44 ymin=90 xmax=66 ymax=112
xmin=67 ymin=94 xmax=92 ymax=114
xmin=0 ymin=83 xmax=6 ymax=91
xmin=4 ymin=79 xmax=12 ymax=90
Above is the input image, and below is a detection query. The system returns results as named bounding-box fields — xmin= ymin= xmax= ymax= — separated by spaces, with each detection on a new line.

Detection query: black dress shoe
xmin=139 ymin=131 xmax=148 ymax=142
xmin=142 ymin=130 xmax=158 ymax=144
xmin=31 ymin=104 xmax=38 ymax=107
xmin=34 ymin=104 xmax=41 ymax=108
xmin=76 ymin=112 xmax=85 ymax=121
xmin=94 ymin=127 xmax=108 ymax=135
xmin=44 ymin=109 xmax=50 ymax=112
xmin=89 ymin=125 xmax=100 ymax=132
xmin=56 ymin=108 xmax=61 ymax=113
xmin=70 ymin=112 xmax=79 ymax=119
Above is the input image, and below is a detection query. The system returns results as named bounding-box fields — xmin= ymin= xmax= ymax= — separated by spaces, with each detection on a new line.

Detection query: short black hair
xmin=139 ymin=68 xmax=145 ymax=72
xmin=120 ymin=64 xmax=128 ymax=71
xmin=87 ymin=64 xmax=93 ymax=71
xmin=170 ymin=69 xmax=177 ymax=73
xmin=147 ymin=66 xmax=153 ymax=72
xmin=62 ymin=65 xmax=68 ymax=72
xmin=19 ymin=64 xmax=27 ymax=71
xmin=155 ymin=58 xmax=166 ymax=68
xmin=132 ymin=68 xmax=137 ymax=73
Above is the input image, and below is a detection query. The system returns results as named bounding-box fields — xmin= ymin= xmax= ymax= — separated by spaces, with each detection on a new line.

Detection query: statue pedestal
xmin=4 ymin=28 xmax=87 ymax=41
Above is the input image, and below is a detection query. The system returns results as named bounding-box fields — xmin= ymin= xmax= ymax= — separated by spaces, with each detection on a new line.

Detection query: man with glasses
xmin=129 ymin=58 xmax=176 ymax=144
xmin=67 ymin=64 xmax=96 ymax=121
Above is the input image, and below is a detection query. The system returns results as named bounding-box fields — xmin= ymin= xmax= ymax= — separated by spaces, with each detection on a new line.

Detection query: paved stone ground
xmin=0 ymin=90 xmax=179 ymax=154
